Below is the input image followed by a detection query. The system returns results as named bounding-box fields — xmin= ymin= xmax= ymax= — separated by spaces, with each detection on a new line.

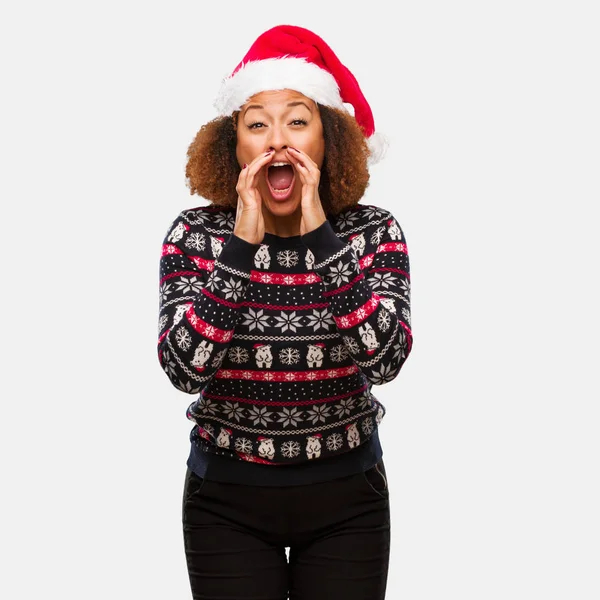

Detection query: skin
xmin=234 ymin=89 xmax=328 ymax=242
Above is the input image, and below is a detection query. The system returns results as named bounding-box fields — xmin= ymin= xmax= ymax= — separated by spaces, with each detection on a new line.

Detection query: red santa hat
xmin=214 ymin=24 xmax=387 ymax=165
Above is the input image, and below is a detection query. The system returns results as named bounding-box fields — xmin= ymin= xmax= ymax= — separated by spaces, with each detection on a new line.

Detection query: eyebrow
xmin=244 ymin=101 xmax=312 ymax=115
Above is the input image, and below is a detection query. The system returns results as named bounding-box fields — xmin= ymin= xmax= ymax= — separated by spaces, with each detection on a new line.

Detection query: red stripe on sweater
xmin=401 ymin=320 xmax=413 ymax=338
xmin=251 ymin=271 xmax=321 ymax=285
xmin=157 ymin=329 xmax=169 ymax=345
xmin=185 ymin=305 xmax=234 ymax=343
xmin=162 ymin=244 xmax=183 ymax=256
xmin=333 ymin=294 xmax=381 ymax=329
xmin=369 ymin=266 xmax=410 ymax=278
xmin=189 ymin=256 xmax=214 ymax=271
xmin=159 ymin=270 xmax=201 ymax=285
xmin=376 ymin=241 xmax=408 ymax=254
xmin=323 ymin=272 xmax=364 ymax=297
xmin=214 ymin=364 xmax=359 ymax=381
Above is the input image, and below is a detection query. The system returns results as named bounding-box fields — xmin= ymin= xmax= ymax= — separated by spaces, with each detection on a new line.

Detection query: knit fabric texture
xmin=157 ymin=203 xmax=413 ymax=466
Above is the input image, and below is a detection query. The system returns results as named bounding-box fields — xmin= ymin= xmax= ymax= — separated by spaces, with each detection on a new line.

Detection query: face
xmin=235 ymin=89 xmax=325 ymax=217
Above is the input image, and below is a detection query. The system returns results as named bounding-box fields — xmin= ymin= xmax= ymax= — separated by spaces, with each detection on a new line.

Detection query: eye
xmin=247 ymin=121 xmax=265 ymax=129
xmin=291 ymin=119 xmax=308 ymax=126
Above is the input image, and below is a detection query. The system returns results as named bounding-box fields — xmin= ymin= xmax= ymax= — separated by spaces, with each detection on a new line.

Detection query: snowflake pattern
xmin=184 ymin=232 xmax=206 ymax=252
xmin=337 ymin=212 xmax=361 ymax=230
xmin=326 ymin=433 xmax=343 ymax=451
xmin=329 ymin=344 xmax=349 ymax=362
xmin=333 ymin=397 xmax=356 ymax=418
xmin=361 ymin=206 xmax=385 ymax=221
xmin=401 ymin=306 xmax=411 ymax=325
xmin=235 ymin=437 xmax=253 ymax=454
xmin=221 ymin=277 xmax=245 ymax=301
xmin=342 ymin=335 xmax=360 ymax=355
xmin=281 ymin=440 xmax=301 ymax=458
xmin=279 ymin=347 xmax=300 ymax=365
xmin=242 ymin=308 xmax=271 ymax=332
xmin=161 ymin=349 xmax=178 ymax=378
xmin=214 ymin=212 xmax=235 ymax=229
xmin=377 ymin=310 xmax=391 ymax=332
xmin=175 ymin=326 xmax=192 ymax=351
xmin=228 ymin=346 xmax=249 ymax=364
xmin=175 ymin=276 xmax=203 ymax=294
xmin=159 ymin=282 xmax=172 ymax=303
xmin=223 ymin=401 xmax=245 ymax=423
xmin=198 ymin=397 xmax=218 ymax=416
xmin=362 ymin=416 xmax=374 ymax=436
xmin=175 ymin=379 xmax=201 ymax=394
xmin=391 ymin=329 xmax=407 ymax=362
xmin=183 ymin=209 xmax=211 ymax=225
xmin=277 ymin=249 xmax=299 ymax=268
xmin=357 ymin=394 xmax=372 ymax=410
xmin=247 ymin=406 xmax=274 ymax=426
xmin=272 ymin=311 xmax=303 ymax=333
xmin=400 ymin=278 xmax=411 ymax=301
xmin=304 ymin=308 xmax=334 ymax=331
xmin=206 ymin=271 xmax=222 ymax=292
xmin=277 ymin=407 xmax=303 ymax=428
xmin=370 ymin=272 xmax=398 ymax=290
xmin=306 ymin=405 xmax=332 ymax=425
xmin=328 ymin=260 xmax=354 ymax=286
xmin=369 ymin=362 xmax=396 ymax=385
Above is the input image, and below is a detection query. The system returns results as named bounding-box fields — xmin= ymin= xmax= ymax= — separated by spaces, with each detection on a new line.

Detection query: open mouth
xmin=266 ymin=162 xmax=296 ymax=200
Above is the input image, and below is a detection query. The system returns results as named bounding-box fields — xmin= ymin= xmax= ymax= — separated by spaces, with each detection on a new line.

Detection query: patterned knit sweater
xmin=157 ymin=202 xmax=413 ymax=478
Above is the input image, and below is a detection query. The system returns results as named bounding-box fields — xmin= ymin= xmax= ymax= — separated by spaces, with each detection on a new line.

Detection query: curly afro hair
xmin=185 ymin=104 xmax=371 ymax=217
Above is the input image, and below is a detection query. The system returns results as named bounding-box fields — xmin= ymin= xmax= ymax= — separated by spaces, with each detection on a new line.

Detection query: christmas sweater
xmin=157 ymin=202 xmax=413 ymax=476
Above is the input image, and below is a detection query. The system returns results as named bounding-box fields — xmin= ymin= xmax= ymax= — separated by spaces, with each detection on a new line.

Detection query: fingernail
xmin=242 ymin=163 xmax=247 ymax=169
xmin=290 ymin=147 xmax=299 ymax=152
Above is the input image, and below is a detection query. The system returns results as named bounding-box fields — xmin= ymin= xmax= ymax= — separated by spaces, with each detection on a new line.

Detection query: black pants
xmin=182 ymin=459 xmax=391 ymax=600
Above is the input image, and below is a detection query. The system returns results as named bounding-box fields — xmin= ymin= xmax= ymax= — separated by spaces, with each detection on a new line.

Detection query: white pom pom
xmin=367 ymin=132 xmax=389 ymax=166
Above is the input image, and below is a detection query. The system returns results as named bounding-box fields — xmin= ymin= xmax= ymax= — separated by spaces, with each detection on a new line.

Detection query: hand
xmin=286 ymin=147 xmax=327 ymax=236
xmin=233 ymin=150 xmax=274 ymax=245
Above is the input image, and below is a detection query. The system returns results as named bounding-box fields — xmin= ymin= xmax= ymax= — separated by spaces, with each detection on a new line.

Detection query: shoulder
xmin=162 ymin=204 xmax=235 ymax=242
xmin=177 ymin=204 xmax=235 ymax=231
xmin=329 ymin=203 xmax=404 ymax=241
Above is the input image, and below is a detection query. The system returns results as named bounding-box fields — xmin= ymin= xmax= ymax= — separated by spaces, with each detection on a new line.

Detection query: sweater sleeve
xmin=157 ymin=212 xmax=261 ymax=394
xmin=301 ymin=215 xmax=413 ymax=386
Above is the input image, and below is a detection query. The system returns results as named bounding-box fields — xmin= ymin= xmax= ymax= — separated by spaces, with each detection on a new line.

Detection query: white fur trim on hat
xmin=214 ymin=56 xmax=346 ymax=116
xmin=367 ymin=132 xmax=389 ymax=166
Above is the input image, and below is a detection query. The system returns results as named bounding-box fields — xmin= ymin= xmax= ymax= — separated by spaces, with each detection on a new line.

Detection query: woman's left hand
xmin=286 ymin=147 xmax=327 ymax=236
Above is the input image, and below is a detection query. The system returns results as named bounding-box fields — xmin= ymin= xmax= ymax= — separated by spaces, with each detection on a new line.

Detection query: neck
xmin=262 ymin=206 xmax=302 ymax=237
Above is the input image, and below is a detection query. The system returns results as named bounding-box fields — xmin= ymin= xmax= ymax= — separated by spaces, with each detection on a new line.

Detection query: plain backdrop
xmin=1 ymin=1 xmax=599 ymax=598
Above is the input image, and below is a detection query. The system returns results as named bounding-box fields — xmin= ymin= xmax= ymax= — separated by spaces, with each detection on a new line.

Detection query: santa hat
xmin=214 ymin=24 xmax=388 ymax=165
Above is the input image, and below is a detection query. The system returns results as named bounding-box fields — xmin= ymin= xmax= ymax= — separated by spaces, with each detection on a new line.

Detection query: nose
xmin=266 ymin=124 xmax=289 ymax=153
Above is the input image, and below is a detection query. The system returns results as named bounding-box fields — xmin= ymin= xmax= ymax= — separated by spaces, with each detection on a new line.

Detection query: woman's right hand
xmin=233 ymin=149 xmax=274 ymax=245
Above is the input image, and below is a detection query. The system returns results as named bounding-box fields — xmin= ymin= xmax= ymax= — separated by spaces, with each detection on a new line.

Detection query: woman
xmin=157 ymin=24 xmax=413 ymax=600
